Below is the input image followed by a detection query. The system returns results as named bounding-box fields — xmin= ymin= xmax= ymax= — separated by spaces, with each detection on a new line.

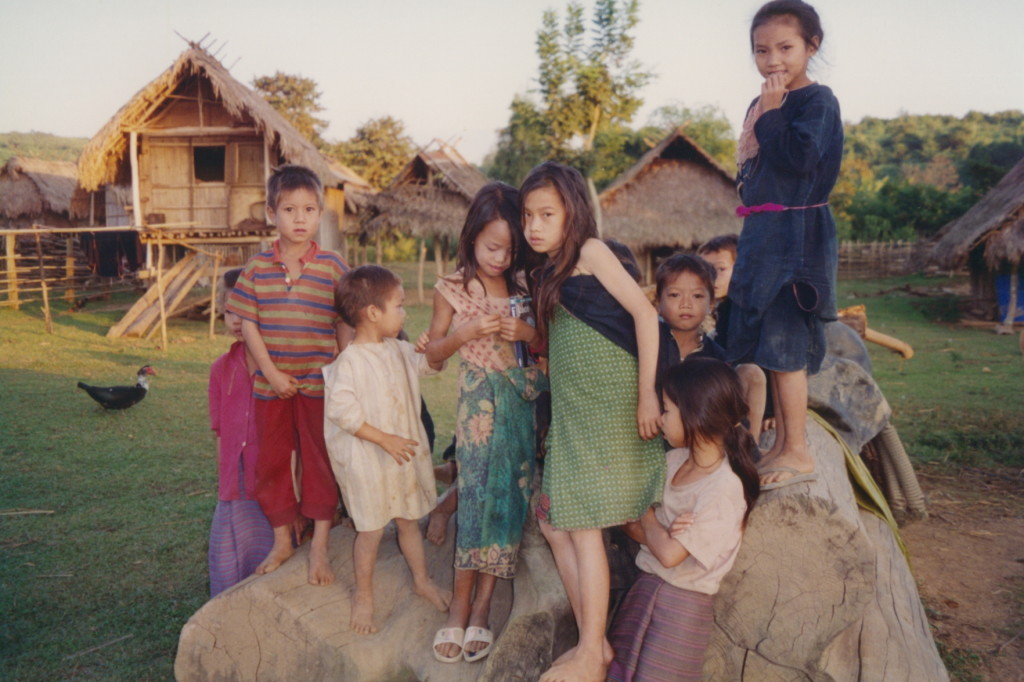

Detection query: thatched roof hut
xmin=599 ymin=129 xmax=742 ymax=280
xmin=75 ymin=41 xmax=370 ymax=256
xmin=362 ymin=139 xmax=487 ymax=240
xmin=0 ymin=157 xmax=86 ymax=224
xmin=928 ymin=156 xmax=1024 ymax=321
xmin=78 ymin=45 xmax=335 ymax=194
xmin=930 ymin=157 xmax=1024 ymax=269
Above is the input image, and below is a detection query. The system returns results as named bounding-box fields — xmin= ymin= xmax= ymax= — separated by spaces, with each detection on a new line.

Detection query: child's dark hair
xmin=457 ymin=182 xmax=528 ymax=296
xmin=334 ymin=265 xmax=402 ymax=327
xmin=604 ymin=239 xmax=641 ymax=283
xmin=697 ymin=234 xmax=739 ymax=261
xmin=751 ymin=0 xmax=824 ymax=51
xmin=223 ymin=267 xmax=244 ymax=290
xmin=521 ymin=161 xmax=597 ymax=342
xmin=267 ymin=164 xmax=324 ymax=211
xmin=661 ymin=358 xmax=761 ymax=524
xmin=655 ymin=253 xmax=715 ymax=300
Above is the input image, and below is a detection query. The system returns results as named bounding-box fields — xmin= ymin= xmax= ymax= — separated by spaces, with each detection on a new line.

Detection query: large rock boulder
xmin=174 ymin=510 xmax=574 ymax=681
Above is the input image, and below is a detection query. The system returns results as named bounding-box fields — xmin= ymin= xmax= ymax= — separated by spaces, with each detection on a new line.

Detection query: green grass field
xmin=0 ymin=269 xmax=1021 ymax=680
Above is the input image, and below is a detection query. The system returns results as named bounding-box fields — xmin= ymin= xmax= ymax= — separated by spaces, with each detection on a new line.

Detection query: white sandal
xmin=432 ymin=626 xmax=464 ymax=663
xmin=463 ymin=626 xmax=494 ymax=663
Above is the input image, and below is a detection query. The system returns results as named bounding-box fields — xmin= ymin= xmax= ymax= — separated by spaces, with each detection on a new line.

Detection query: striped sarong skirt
xmin=607 ymin=572 xmax=715 ymax=681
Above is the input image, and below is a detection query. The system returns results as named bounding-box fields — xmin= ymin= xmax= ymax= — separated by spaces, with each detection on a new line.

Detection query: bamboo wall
xmin=836 ymin=241 xmax=936 ymax=280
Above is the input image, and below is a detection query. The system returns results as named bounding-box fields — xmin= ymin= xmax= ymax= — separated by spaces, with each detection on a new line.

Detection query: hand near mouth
xmin=760 ymin=72 xmax=788 ymax=111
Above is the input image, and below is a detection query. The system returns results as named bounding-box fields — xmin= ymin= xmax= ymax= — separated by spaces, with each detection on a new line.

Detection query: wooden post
xmin=4 ymin=235 xmax=18 ymax=310
xmin=999 ymin=262 xmax=1019 ymax=334
xmin=442 ymin=235 xmax=450 ymax=275
xmin=34 ymin=234 xmax=53 ymax=334
xmin=417 ymin=238 xmax=427 ymax=304
xmin=156 ymin=241 xmax=168 ymax=351
xmin=375 ymin=233 xmax=382 ymax=265
xmin=434 ymin=238 xmax=443 ymax=278
xmin=64 ymin=238 xmax=75 ymax=303
xmin=130 ymin=131 xmax=143 ymax=228
xmin=209 ymin=255 xmax=220 ymax=340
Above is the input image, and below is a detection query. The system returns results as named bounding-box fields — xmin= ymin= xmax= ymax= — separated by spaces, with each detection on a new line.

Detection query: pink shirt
xmin=209 ymin=341 xmax=259 ymax=501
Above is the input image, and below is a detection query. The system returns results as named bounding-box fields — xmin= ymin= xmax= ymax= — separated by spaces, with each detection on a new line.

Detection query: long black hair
xmin=456 ymin=181 xmax=528 ymax=296
xmin=520 ymin=162 xmax=597 ymax=343
xmin=661 ymin=358 xmax=761 ymax=524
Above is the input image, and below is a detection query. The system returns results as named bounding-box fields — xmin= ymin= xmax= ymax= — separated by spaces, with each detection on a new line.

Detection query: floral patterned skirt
xmin=454 ymin=360 xmax=546 ymax=578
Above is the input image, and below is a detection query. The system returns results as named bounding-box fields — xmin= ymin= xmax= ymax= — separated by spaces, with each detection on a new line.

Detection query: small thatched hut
xmin=0 ymin=157 xmax=85 ymax=227
xmin=599 ymin=129 xmax=742 ymax=281
xmin=76 ymin=42 xmax=367 ymax=256
xmin=929 ymin=156 xmax=1024 ymax=325
xmin=361 ymin=140 xmax=487 ymax=297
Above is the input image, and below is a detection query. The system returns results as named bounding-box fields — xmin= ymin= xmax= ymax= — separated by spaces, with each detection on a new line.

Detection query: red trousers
xmin=254 ymin=394 xmax=338 ymax=527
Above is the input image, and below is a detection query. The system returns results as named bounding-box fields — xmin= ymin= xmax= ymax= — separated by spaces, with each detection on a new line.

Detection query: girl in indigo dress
xmin=523 ymin=162 xmax=664 ymax=682
xmin=422 ymin=182 xmax=547 ymax=664
xmin=608 ymin=359 xmax=760 ymax=682
xmin=729 ymin=0 xmax=842 ymax=489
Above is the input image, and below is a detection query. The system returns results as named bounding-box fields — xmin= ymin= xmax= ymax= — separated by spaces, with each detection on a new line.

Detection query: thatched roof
xmin=77 ymin=45 xmax=337 ymax=191
xmin=361 ymin=140 xmax=487 ymax=239
xmin=328 ymin=160 xmax=375 ymax=214
xmin=930 ymin=157 xmax=1024 ymax=269
xmin=0 ymin=157 xmax=84 ymax=219
xmin=599 ymin=129 xmax=741 ymax=249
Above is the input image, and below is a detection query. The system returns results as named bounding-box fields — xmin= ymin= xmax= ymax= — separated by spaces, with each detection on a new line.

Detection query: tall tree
xmin=483 ymin=96 xmax=549 ymax=186
xmin=330 ymin=116 xmax=416 ymax=190
xmin=252 ymin=72 xmax=329 ymax=149
xmin=535 ymin=0 xmax=652 ymax=172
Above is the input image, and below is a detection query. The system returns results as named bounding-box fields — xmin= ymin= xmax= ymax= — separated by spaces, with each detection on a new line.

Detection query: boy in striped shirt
xmin=226 ymin=165 xmax=351 ymax=586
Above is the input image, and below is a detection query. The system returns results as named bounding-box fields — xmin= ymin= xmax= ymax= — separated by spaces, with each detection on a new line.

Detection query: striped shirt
xmin=226 ymin=240 xmax=349 ymax=400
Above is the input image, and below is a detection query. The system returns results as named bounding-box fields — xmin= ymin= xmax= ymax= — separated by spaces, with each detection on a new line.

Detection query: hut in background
xmin=72 ymin=40 xmax=372 ymax=341
xmin=929 ymin=156 xmax=1024 ymax=328
xmin=0 ymin=157 xmax=86 ymax=228
xmin=599 ymin=129 xmax=742 ymax=282
xmin=361 ymin=140 xmax=487 ymax=301
xmin=76 ymin=41 xmax=369 ymax=267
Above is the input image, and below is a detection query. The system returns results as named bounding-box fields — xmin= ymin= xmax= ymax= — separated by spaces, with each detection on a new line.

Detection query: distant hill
xmin=0 ymin=131 xmax=89 ymax=165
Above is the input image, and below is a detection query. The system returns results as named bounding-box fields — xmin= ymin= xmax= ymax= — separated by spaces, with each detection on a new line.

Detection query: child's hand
xmin=760 ymin=73 xmax=787 ymax=111
xmin=379 ymin=433 xmax=419 ymax=465
xmin=414 ymin=330 xmax=431 ymax=353
xmin=499 ymin=317 xmax=537 ymax=344
xmin=637 ymin=390 xmax=662 ymax=440
xmin=460 ymin=314 xmax=501 ymax=342
xmin=670 ymin=511 xmax=696 ymax=536
xmin=268 ymin=368 xmax=299 ymax=399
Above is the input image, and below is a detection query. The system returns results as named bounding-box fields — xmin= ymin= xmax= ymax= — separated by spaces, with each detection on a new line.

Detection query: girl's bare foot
xmin=255 ymin=541 xmax=294 ymax=575
xmin=541 ymin=641 xmax=612 ymax=682
xmin=414 ymin=579 xmax=452 ymax=612
xmin=307 ymin=544 xmax=335 ymax=586
xmin=350 ymin=590 xmax=377 ymax=634
xmin=426 ymin=508 xmax=451 ymax=546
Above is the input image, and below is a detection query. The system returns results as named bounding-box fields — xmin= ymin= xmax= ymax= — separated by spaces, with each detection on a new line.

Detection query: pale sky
xmin=2 ymin=0 xmax=1022 ymax=165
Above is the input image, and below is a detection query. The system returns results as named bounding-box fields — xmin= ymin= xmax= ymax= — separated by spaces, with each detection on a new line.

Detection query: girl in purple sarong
xmin=607 ymin=359 xmax=760 ymax=681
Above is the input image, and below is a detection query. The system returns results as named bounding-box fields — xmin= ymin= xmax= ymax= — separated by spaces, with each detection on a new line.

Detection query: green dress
xmin=437 ymin=274 xmax=548 ymax=579
xmin=540 ymin=285 xmax=665 ymax=530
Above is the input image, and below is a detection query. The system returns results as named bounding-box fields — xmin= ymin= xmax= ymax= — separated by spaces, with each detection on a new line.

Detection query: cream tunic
xmin=323 ymin=338 xmax=439 ymax=532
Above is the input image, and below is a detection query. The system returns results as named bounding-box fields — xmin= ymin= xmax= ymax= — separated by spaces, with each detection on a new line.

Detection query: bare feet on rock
xmin=414 ymin=579 xmax=452 ymax=612
xmin=758 ymin=445 xmax=815 ymax=488
xmin=307 ymin=543 xmax=335 ymax=586
xmin=541 ymin=641 xmax=612 ymax=682
xmin=350 ymin=590 xmax=377 ymax=634
xmin=255 ymin=538 xmax=294 ymax=575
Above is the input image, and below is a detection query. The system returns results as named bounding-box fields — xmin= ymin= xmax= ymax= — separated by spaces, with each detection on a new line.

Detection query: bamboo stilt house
xmin=76 ymin=41 xmax=368 ymax=255
xmin=599 ymin=129 xmax=742 ymax=281
xmin=929 ymin=156 xmax=1024 ymax=323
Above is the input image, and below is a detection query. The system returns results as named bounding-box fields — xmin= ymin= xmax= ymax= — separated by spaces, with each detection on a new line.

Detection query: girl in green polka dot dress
xmin=522 ymin=162 xmax=665 ymax=682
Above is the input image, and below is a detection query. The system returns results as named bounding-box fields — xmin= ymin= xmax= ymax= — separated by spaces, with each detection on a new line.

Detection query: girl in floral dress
xmin=422 ymin=182 xmax=547 ymax=664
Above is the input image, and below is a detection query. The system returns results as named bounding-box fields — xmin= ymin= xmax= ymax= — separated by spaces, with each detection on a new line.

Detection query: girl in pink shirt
xmin=207 ymin=268 xmax=274 ymax=597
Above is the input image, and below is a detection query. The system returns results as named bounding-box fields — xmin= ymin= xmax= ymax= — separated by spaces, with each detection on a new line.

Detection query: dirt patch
xmin=902 ymin=464 xmax=1024 ymax=681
